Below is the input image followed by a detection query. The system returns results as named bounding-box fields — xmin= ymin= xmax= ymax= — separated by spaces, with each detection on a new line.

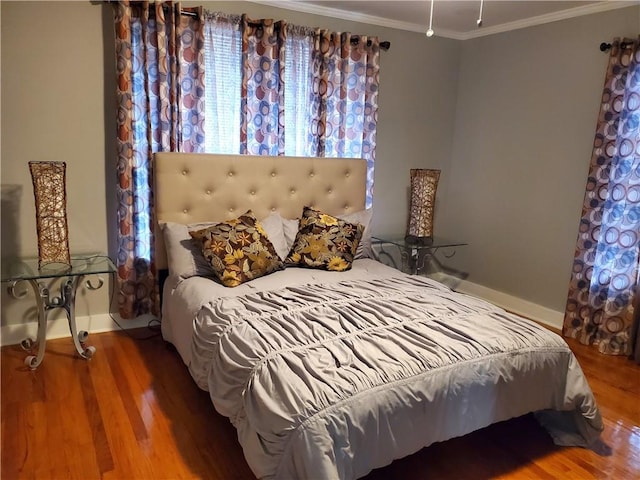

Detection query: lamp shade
xmin=29 ymin=161 xmax=71 ymax=267
xmin=406 ymin=168 xmax=440 ymax=240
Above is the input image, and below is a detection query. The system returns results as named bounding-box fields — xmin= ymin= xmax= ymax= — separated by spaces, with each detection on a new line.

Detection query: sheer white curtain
xmin=204 ymin=13 xmax=241 ymax=154
xmin=284 ymin=26 xmax=314 ymax=157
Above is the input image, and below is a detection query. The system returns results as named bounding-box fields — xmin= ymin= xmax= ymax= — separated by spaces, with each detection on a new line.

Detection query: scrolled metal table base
xmin=9 ymin=275 xmax=103 ymax=369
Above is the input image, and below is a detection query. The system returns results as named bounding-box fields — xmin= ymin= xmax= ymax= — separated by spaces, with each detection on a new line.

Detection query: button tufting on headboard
xmin=153 ymin=153 xmax=367 ymax=270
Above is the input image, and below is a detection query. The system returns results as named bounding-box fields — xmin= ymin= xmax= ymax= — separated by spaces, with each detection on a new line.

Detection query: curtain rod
xmin=352 ymin=37 xmax=391 ymax=51
xmin=182 ymin=10 xmax=390 ymax=51
xmin=599 ymin=41 xmax=633 ymax=52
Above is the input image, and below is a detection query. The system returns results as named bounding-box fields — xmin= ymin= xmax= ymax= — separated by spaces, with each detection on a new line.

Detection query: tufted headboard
xmin=153 ymin=153 xmax=367 ymax=270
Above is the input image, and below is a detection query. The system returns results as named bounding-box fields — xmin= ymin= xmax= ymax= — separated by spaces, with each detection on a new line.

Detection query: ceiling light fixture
xmin=426 ymin=0 xmax=485 ymax=38
xmin=425 ymin=0 xmax=435 ymax=37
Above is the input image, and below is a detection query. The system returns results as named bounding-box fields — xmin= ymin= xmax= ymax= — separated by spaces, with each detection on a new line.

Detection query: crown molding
xmin=459 ymin=0 xmax=639 ymax=40
xmin=247 ymin=1 xmax=638 ymax=40
xmin=248 ymin=0 xmax=465 ymax=39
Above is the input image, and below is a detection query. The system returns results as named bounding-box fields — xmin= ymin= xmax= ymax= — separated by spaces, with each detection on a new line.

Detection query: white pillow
xmin=259 ymin=213 xmax=290 ymax=261
xmin=281 ymin=215 xmax=300 ymax=253
xmin=161 ymin=213 xmax=288 ymax=278
xmin=339 ymin=208 xmax=373 ymax=259
xmin=161 ymin=221 xmax=216 ymax=279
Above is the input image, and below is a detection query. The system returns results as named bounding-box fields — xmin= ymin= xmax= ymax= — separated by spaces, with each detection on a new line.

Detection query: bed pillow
xmin=161 ymin=213 xmax=286 ymax=279
xmin=190 ymin=211 xmax=284 ymax=287
xmin=279 ymin=209 xmax=373 ymax=260
xmin=339 ymin=208 xmax=373 ymax=259
xmin=281 ymin=215 xmax=300 ymax=253
xmin=259 ymin=212 xmax=290 ymax=261
xmin=161 ymin=221 xmax=217 ymax=279
xmin=285 ymin=206 xmax=364 ymax=271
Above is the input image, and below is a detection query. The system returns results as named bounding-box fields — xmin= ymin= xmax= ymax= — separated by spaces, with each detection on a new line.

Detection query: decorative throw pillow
xmin=161 ymin=215 xmax=286 ymax=279
xmin=285 ymin=206 xmax=364 ymax=271
xmin=190 ymin=211 xmax=284 ymax=287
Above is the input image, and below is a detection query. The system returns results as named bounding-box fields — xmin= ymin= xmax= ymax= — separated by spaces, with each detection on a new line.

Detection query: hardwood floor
xmin=2 ymin=327 xmax=639 ymax=479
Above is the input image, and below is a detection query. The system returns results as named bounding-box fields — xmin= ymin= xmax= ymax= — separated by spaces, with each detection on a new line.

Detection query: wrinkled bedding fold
xmin=189 ymin=275 xmax=602 ymax=479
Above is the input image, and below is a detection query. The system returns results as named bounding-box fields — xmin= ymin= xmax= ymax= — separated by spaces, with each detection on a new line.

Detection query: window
xmin=203 ymin=17 xmax=241 ymax=154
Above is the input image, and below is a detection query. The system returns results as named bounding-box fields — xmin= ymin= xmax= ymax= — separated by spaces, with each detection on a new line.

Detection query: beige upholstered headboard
xmin=153 ymin=153 xmax=367 ymax=270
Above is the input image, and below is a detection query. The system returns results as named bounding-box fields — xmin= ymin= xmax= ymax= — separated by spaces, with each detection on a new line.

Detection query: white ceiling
xmin=251 ymin=1 xmax=638 ymax=39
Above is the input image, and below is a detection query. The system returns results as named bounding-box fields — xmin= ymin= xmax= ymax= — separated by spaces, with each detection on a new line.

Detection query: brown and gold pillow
xmin=285 ymin=206 xmax=364 ymax=271
xmin=189 ymin=211 xmax=284 ymax=287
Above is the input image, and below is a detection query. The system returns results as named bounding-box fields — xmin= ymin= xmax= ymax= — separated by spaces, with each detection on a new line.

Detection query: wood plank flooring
xmin=2 ymin=327 xmax=639 ymax=479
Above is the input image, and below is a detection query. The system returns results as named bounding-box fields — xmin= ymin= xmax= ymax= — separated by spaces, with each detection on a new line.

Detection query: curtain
xmin=213 ymin=14 xmax=380 ymax=203
xmin=113 ymin=1 xmax=204 ymax=318
xmin=564 ymin=37 xmax=640 ymax=357
xmin=240 ymin=15 xmax=287 ymax=156
xmin=112 ymin=8 xmax=380 ymax=317
xmin=309 ymin=31 xmax=380 ymax=207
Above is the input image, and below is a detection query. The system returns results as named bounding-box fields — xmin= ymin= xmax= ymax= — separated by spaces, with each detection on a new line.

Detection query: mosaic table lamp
xmin=29 ymin=161 xmax=71 ymax=268
xmin=406 ymin=168 xmax=440 ymax=243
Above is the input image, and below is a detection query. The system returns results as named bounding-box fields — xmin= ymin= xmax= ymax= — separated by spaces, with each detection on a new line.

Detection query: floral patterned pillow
xmin=189 ymin=211 xmax=284 ymax=287
xmin=285 ymin=206 xmax=364 ymax=271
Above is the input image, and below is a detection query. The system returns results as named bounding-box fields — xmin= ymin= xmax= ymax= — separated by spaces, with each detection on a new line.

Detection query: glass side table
xmin=1 ymin=254 xmax=116 ymax=369
xmin=372 ymin=236 xmax=467 ymax=275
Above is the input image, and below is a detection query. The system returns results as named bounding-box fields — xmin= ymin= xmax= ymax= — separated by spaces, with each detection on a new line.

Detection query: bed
xmin=154 ymin=152 xmax=603 ymax=480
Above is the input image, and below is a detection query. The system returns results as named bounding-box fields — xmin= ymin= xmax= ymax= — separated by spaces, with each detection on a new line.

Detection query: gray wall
xmin=1 ymin=2 xmax=117 ymax=326
xmin=437 ymin=6 xmax=640 ymax=312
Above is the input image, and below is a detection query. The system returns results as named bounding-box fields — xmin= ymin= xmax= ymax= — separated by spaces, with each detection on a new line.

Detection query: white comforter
xmin=182 ymin=268 xmax=603 ymax=479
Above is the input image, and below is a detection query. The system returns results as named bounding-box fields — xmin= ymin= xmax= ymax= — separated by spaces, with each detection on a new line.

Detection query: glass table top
xmin=372 ymin=236 xmax=468 ymax=250
xmin=1 ymin=254 xmax=116 ymax=282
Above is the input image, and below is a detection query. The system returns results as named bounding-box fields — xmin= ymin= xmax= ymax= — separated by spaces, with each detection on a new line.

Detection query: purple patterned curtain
xmin=113 ymin=1 xmax=204 ymax=318
xmin=309 ymin=31 xmax=380 ymax=207
xmin=564 ymin=37 xmax=640 ymax=356
xmin=239 ymin=15 xmax=287 ymax=156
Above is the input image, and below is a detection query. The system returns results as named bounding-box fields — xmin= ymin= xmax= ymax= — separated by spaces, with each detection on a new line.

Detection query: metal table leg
xmin=374 ymin=243 xmax=400 ymax=271
xmin=23 ymin=280 xmax=49 ymax=369
xmin=374 ymin=242 xmax=416 ymax=274
xmin=10 ymin=275 xmax=100 ymax=369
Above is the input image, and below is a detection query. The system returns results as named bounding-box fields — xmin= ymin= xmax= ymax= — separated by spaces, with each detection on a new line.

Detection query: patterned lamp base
xmin=29 ymin=161 xmax=71 ymax=268
xmin=406 ymin=168 xmax=440 ymax=241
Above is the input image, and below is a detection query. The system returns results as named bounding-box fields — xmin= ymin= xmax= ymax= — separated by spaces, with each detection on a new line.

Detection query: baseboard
xmin=431 ymin=273 xmax=564 ymax=331
xmin=0 ymin=313 xmax=155 ymax=347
